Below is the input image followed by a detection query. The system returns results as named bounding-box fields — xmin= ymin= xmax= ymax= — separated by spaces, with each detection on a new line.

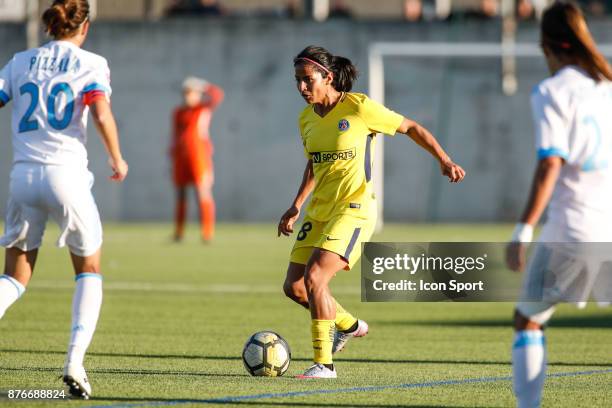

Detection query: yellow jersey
xmin=298 ymin=92 xmax=404 ymax=222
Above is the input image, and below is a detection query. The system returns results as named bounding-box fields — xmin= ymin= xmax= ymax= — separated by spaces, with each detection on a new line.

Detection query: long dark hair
xmin=293 ymin=46 xmax=359 ymax=92
xmin=541 ymin=1 xmax=612 ymax=82
xmin=42 ymin=0 xmax=90 ymax=39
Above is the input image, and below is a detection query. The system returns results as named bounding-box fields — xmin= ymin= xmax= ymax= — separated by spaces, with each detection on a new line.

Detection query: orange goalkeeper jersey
xmin=171 ymin=84 xmax=224 ymax=186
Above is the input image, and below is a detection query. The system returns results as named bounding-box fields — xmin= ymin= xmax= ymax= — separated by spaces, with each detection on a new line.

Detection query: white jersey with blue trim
xmin=0 ymin=40 xmax=111 ymax=167
xmin=531 ymin=66 xmax=612 ymax=241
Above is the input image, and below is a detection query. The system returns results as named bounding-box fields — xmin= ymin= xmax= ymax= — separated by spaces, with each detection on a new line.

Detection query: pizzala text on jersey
xmin=29 ymin=56 xmax=80 ymax=73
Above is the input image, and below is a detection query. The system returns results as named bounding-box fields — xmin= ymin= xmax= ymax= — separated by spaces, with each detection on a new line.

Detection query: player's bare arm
xmin=204 ymin=82 xmax=225 ymax=110
xmin=278 ymin=159 xmax=314 ymax=237
xmin=506 ymin=156 xmax=563 ymax=272
xmin=90 ymin=98 xmax=128 ymax=182
xmin=518 ymin=156 xmax=564 ymax=227
xmin=397 ymin=117 xmax=466 ymax=183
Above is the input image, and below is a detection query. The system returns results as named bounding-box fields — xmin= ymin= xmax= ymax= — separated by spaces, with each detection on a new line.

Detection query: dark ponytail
xmin=294 ymin=45 xmax=359 ymax=92
xmin=541 ymin=1 xmax=612 ymax=82
xmin=331 ymin=55 xmax=359 ymax=92
xmin=42 ymin=0 xmax=90 ymax=39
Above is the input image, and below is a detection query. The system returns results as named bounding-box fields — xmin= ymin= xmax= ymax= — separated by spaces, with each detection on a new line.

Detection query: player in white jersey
xmin=506 ymin=2 xmax=612 ymax=407
xmin=0 ymin=0 xmax=128 ymax=399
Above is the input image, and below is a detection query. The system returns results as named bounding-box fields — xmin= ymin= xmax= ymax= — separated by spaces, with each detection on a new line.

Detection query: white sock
xmin=0 ymin=275 xmax=25 ymax=319
xmin=512 ymin=330 xmax=546 ymax=408
xmin=65 ymin=273 xmax=103 ymax=368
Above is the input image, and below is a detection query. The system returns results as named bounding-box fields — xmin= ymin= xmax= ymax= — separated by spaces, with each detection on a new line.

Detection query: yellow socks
xmin=335 ymin=301 xmax=357 ymax=332
xmin=311 ymin=319 xmax=335 ymax=364
xmin=310 ymin=302 xmax=356 ymax=364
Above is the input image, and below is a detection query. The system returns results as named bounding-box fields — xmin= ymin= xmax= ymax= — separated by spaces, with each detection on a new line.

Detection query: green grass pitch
xmin=0 ymin=223 xmax=610 ymax=407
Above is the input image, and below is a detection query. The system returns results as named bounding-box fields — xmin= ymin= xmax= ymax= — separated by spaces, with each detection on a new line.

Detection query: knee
xmin=200 ymin=189 xmax=213 ymax=200
xmin=73 ymin=257 xmax=101 ymax=274
xmin=82 ymin=258 xmax=101 ymax=273
xmin=283 ymin=280 xmax=306 ymax=302
xmin=198 ymin=181 xmax=213 ymax=199
xmin=304 ymin=264 xmax=325 ymax=294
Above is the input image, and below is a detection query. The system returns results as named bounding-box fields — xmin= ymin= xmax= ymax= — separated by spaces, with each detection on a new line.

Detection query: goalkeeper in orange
xmin=170 ymin=77 xmax=224 ymax=242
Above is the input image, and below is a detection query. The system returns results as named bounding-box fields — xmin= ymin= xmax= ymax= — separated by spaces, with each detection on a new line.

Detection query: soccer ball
xmin=242 ymin=331 xmax=291 ymax=377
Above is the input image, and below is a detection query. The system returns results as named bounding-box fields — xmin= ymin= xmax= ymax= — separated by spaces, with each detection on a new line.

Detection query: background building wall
xmin=0 ymin=20 xmax=610 ymax=222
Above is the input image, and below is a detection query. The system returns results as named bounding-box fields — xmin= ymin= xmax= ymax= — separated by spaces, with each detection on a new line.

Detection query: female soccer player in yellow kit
xmin=278 ymin=45 xmax=466 ymax=378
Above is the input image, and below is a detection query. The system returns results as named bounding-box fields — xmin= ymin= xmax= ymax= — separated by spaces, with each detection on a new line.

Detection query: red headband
xmin=297 ymin=57 xmax=331 ymax=74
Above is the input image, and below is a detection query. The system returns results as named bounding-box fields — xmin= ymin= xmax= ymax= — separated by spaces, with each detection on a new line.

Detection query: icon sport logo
xmin=338 ymin=119 xmax=350 ymax=131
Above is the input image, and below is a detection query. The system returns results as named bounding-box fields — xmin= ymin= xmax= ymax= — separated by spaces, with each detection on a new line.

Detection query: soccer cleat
xmin=332 ymin=319 xmax=368 ymax=354
xmin=296 ymin=363 xmax=337 ymax=379
xmin=63 ymin=365 xmax=92 ymax=400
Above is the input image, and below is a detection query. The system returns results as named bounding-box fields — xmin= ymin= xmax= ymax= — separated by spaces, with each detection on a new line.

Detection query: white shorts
xmin=0 ymin=163 xmax=103 ymax=257
xmin=516 ymin=242 xmax=612 ymax=324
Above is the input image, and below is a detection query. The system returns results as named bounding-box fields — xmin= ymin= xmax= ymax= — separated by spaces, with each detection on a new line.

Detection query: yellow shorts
xmin=290 ymin=213 xmax=376 ymax=270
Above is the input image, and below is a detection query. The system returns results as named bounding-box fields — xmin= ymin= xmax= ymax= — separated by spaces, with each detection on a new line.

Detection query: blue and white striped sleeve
xmin=81 ymin=58 xmax=112 ymax=105
xmin=0 ymin=58 xmax=13 ymax=105
xmin=530 ymin=84 xmax=569 ymax=161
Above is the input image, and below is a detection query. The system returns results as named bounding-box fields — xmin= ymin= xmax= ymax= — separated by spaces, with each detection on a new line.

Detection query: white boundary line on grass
xmin=86 ymin=368 xmax=612 ymax=408
xmin=28 ymin=280 xmax=361 ymax=295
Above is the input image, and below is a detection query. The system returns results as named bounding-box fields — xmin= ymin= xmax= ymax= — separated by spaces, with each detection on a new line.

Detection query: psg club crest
xmin=338 ymin=119 xmax=350 ymax=131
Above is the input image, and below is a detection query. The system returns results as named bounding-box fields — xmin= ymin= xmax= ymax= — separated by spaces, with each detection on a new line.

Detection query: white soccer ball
xmin=242 ymin=331 xmax=291 ymax=377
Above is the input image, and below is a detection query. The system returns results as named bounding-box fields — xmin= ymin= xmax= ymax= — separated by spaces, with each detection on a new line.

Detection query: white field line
xmin=28 ymin=280 xmax=361 ymax=295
